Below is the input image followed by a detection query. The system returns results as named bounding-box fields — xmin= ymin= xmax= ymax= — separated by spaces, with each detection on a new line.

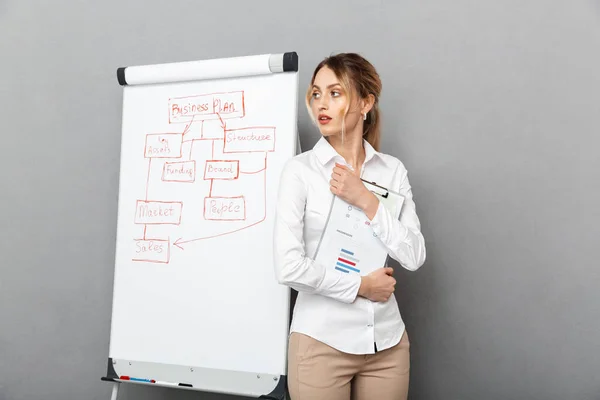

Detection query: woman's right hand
xmin=358 ymin=267 xmax=396 ymax=302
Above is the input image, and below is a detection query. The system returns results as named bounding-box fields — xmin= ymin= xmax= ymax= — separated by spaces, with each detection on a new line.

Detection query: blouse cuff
xmin=317 ymin=265 xmax=362 ymax=304
xmin=369 ymin=200 xmax=408 ymax=244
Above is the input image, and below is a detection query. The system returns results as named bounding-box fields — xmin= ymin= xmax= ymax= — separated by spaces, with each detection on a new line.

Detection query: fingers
xmin=329 ymin=180 xmax=338 ymax=195
xmin=384 ymin=267 xmax=394 ymax=275
xmin=379 ymin=292 xmax=393 ymax=302
xmin=330 ymin=172 xmax=344 ymax=196
xmin=331 ymin=167 xmax=344 ymax=183
xmin=331 ymin=168 xmax=343 ymax=180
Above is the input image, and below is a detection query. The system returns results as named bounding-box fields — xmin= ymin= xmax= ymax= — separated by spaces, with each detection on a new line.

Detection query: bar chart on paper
xmin=336 ymin=248 xmax=361 ymax=274
xmin=314 ymin=196 xmax=390 ymax=276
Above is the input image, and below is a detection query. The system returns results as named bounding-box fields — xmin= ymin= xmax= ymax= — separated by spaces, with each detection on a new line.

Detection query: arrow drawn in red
xmin=182 ymin=115 xmax=196 ymax=137
xmin=216 ymin=112 xmax=226 ymax=130
xmin=172 ymin=218 xmax=264 ymax=250
xmin=173 ymin=237 xmax=185 ymax=250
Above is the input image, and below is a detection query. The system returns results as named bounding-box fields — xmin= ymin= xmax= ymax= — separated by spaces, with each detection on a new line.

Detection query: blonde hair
xmin=306 ymin=53 xmax=382 ymax=151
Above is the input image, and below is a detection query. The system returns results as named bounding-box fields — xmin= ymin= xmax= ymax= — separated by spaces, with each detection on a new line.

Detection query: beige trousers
xmin=287 ymin=331 xmax=410 ymax=400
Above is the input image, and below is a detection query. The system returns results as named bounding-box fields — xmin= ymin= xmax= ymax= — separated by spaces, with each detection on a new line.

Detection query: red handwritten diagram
xmin=131 ymin=91 xmax=276 ymax=264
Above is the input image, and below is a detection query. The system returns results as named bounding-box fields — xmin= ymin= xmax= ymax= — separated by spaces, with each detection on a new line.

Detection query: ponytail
xmin=363 ymin=103 xmax=381 ymax=151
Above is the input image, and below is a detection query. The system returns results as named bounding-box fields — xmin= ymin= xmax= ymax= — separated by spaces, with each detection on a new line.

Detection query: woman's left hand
xmin=330 ymin=163 xmax=379 ymax=217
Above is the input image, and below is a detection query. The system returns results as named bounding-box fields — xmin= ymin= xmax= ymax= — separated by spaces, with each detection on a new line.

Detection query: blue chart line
xmin=336 ymin=248 xmax=360 ymax=273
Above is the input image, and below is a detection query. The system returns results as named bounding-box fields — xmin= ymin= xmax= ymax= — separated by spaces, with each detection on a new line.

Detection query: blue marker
xmin=120 ymin=375 xmax=155 ymax=383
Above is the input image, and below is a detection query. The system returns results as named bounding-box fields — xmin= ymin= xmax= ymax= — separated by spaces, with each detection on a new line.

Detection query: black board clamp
xmin=259 ymin=375 xmax=288 ymax=400
xmin=116 ymin=68 xmax=127 ymax=86
xmin=101 ymin=357 xmax=119 ymax=382
xmin=282 ymin=52 xmax=298 ymax=72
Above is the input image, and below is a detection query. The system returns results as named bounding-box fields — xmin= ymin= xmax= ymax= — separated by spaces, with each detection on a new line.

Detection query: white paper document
xmin=313 ymin=182 xmax=404 ymax=277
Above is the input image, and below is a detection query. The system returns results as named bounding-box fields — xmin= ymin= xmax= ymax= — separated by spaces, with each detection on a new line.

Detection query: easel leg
xmin=110 ymin=382 xmax=120 ymax=400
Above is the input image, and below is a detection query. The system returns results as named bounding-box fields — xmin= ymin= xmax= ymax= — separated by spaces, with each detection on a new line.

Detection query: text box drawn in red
xmin=168 ymin=91 xmax=245 ymax=123
xmin=132 ymin=238 xmax=170 ymax=264
xmin=204 ymin=160 xmax=239 ymax=180
xmin=135 ymin=200 xmax=183 ymax=225
xmin=204 ymin=196 xmax=246 ymax=221
xmin=223 ymin=127 xmax=276 ymax=153
xmin=144 ymin=134 xmax=183 ymax=158
xmin=163 ymin=161 xmax=196 ymax=183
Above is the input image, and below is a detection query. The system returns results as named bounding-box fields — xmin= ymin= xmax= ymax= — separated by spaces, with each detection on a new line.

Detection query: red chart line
xmin=208 ymin=139 xmax=216 ymax=196
xmin=239 ymin=167 xmax=266 ymax=175
xmin=240 ymin=153 xmax=268 ymax=174
xmin=146 ymin=158 xmax=151 ymax=200
xmin=143 ymin=158 xmax=152 ymax=240
xmin=262 ymin=153 xmax=267 ymax=219
xmin=187 ymin=121 xmax=205 ymax=159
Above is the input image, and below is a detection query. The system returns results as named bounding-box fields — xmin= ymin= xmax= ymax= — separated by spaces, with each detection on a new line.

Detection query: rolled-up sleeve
xmin=369 ymin=167 xmax=426 ymax=271
xmin=273 ymin=160 xmax=361 ymax=303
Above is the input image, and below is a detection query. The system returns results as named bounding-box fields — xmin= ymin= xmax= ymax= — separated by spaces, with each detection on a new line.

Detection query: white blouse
xmin=273 ymin=137 xmax=426 ymax=355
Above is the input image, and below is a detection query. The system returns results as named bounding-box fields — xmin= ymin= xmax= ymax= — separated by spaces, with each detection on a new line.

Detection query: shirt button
xmin=367 ymin=324 xmax=373 ymax=327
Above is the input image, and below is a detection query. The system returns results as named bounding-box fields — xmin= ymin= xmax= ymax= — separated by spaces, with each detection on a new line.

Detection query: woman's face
xmin=310 ymin=66 xmax=362 ymax=138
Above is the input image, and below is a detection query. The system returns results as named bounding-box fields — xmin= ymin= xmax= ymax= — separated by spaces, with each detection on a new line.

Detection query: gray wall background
xmin=1 ymin=0 xmax=599 ymax=399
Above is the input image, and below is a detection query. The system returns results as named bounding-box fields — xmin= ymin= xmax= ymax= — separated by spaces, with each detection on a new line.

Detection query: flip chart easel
xmin=101 ymin=51 xmax=299 ymax=400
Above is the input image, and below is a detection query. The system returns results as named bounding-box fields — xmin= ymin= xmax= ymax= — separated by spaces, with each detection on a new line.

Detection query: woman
xmin=273 ymin=53 xmax=426 ymax=400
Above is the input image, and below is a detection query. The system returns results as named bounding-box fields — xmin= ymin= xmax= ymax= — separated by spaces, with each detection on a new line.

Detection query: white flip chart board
xmin=103 ymin=52 xmax=299 ymax=399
